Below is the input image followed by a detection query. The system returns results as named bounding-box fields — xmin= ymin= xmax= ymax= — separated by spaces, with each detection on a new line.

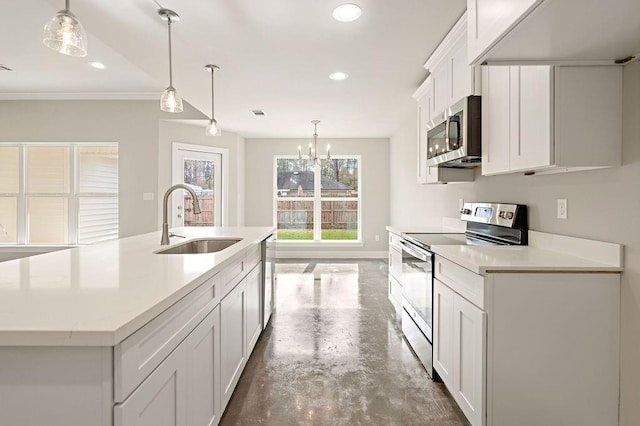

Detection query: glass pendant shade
xmin=42 ymin=9 xmax=88 ymax=57
xmin=206 ymin=119 xmax=220 ymax=136
xmin=160 ymin=86 xmax=183 ymax=113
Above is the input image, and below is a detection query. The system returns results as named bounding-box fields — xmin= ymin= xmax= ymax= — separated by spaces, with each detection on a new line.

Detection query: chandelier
xmin=298 ymin=120 xmax=331 ymax=166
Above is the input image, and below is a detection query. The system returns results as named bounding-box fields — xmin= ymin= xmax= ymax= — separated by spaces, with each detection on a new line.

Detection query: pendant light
xmin=205 ymin=64 xmax=221 ymax=136
xmin=42 ymin=0 xmax=88 ymax=57
xmin=158 ymin=8 xmax=183 ymax=113
xmin=299 ymin=120 xmax=331 ymax=166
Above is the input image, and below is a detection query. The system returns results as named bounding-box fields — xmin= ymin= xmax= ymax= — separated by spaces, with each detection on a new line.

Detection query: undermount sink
xmin=156 ymin=238 xmax=242 ymax=254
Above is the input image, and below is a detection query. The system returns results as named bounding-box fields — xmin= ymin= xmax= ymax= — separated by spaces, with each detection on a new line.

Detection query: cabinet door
xmin=220 ymin=281 xmax=247 ymax=412
xmin=433 ymin=279 xmax=455 ymax=389
xmin=389 ymin=247 xmax=402 ymax=281
xmin=453 ymin=294 xmax=486 ymax=426
xmin=481 ymin=66 xmax=511 ymax=175
xmin=115 ymin=345 xmax=188 ymax=426
xmin=450 ymin=35 xmax=471 ymax=105
xmin=509 ymin=66 xmax=553 ymax=171
xmin=245 ymin=264 xmax=262 ymax=356
xmin=467 ymin=0 xmax=543 ymax=64
xmin=432 ymin=64 xmax=451 ymax=118
xmin=185 ymin=306 xmax=221 ymax=426
xmin=417 ymin=91 xmax=431 ymax=184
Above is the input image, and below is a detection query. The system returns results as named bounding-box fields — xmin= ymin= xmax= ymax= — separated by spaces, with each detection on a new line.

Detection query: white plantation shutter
xmin=28 ymin=146 xmax=70 ymax=193
xmin=78 ymin=146 xmax=119 ymax=244
xmin=0 ymin=146 xmax=19 ymax=193
xmin=0 ymin=143 xmax=119 ymax=246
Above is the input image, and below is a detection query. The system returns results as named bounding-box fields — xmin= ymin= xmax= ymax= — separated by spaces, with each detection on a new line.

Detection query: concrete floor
xmin=221 ymin=259 xmax=468 ymax=425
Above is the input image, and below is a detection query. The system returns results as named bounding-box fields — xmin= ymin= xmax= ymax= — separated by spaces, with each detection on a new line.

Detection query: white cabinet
xmin=425 ymin=12 xmax=481 ymax=118
xmin=433 ymin=279 xmax=454 ymax=388
xmin=220 ymin=278 xmax=247 ymax=412
xmin=434 ymin=278 xmax=486 ymax=426
xmin=387 ymin=232 xmax=403 ymax=315
xmin=115 ymin=343 xmax=188 ymax=426
xmin=452 ymin=292 xmax=486 ymax=426
xmin=481 ymin=65 xmax=622 ymax=176
xmin=434 ymin=253 xmax=620 ymax=426
xmin=467 ymin=0 xmax=640 ymax=65
xmin=185 ymin=306 xmax=221 ymax=426
xmin=245 ymin=264 xmax=262 ymax=356
xmin=467 ymin=0 xmax=541 ymax=64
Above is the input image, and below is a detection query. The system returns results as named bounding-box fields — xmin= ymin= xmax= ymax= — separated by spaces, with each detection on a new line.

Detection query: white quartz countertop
xmin=386 ymin=220 xmax=466 ymax=236
xmin=431 ymin=244 xmax=624 ymax=275
xmin=0 ymin=226 xmax=275 ymax=346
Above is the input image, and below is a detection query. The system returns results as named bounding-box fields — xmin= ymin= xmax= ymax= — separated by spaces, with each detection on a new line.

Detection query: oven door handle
xmin=400 ymin=240 xmax=429 ymax=261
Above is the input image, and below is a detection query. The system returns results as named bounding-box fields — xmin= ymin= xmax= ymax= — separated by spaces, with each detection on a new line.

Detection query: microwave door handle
xmin=445 ymin=115 xmax=451 ymax=152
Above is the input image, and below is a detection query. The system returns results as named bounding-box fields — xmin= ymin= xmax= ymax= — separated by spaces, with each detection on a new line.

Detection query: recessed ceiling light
xmin=332 ymin=4 xmax=362 ymax=22
xmin=329 ymin=72 xmax=349 ymax=81
xmin=89 ymin=61 xmax=106 ymax=70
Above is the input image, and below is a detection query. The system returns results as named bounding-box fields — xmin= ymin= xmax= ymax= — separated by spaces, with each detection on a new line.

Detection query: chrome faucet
xmin=161 ymin=184 xmax=202 ymax=245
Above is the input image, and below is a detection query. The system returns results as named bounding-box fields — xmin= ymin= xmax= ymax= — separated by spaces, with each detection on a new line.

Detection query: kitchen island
xmin=0 ymin=226 xmax=275 ymax=426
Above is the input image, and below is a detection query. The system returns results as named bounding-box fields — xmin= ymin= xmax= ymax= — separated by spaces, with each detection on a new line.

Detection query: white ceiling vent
xmin=251 ymin=109 xmax=265 ymax=116
xmin=0 ymin=65 xmax=12 ymax=71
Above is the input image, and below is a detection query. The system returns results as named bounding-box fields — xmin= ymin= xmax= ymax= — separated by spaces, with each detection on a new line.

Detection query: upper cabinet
xmin=468 ymin=0 xmax=640 ymax=65
xmin=481 ymin=65 xmax=622 ymax=176
xmin=412 ymin=12 xmax=477 ymax=185
xmin=425 ymin=12 xmax=481 ymax=118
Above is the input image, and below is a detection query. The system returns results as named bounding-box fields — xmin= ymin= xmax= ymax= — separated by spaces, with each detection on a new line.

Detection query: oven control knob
xmin=460 ymin=208 xmax=471 ymax=215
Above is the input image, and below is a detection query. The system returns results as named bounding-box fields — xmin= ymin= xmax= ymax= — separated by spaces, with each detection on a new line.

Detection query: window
xmin=275 ymin=156 xmax=360 ymax=242
xmin=0 ymin=143 xmax=118 ymax=245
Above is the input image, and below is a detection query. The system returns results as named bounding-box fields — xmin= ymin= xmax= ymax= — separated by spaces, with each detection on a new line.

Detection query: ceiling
xmin=1 ymin=0 xmax=466 ymax=137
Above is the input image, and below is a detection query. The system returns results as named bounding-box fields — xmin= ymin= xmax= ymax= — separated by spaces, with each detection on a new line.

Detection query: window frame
xmin=0 ymin=142 xmax=118 ymax=246
xmin=273 ymin=154 xmax=362 ymax=245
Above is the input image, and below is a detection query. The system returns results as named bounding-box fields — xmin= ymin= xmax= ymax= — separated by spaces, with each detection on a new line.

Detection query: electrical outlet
xmin=143 ymin=192 xmax=155 ymax=201
xmin=557 ymin=199 xmax=568 ymax=219
xmin=459 ymin=198 xmax=464 ymax=211
xmin=375 ymin=235 xmax=380 ymax=241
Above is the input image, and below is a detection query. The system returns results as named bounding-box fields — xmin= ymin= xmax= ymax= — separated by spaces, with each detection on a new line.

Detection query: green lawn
xmin=277 ymin=229 xmax=357 ymax=240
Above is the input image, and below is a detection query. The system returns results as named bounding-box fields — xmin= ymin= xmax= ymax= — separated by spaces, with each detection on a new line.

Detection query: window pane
xmin=0 ymin=147 xmax=19 ymax=193
xmin=277 ymin=200 xmax=313 ymax=240
xmin=78 ymin=197 xmax=119 ymax=244
xmin=28 ymin=197 xmax=68 ymax=244
xmin=320 ymin=159 xmax=358 ymax=198
xmin=0 ymin=197 xmax=17 ymax=244
xmin=28 ymin=146 xmax=70 ymax=193
xmin=78 ymin=146 xmax=119 ymax=193
xmin=321 ymin=200 xmax=358 ymax=240
xmin=183 ymin=159 xmax=214 ymax=226
xmin=277 ymin=159 xmax=314 ymax=198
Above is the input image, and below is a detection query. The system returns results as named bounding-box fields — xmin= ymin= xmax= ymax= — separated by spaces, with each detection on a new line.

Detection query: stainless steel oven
xmin=398 ymin=203 xmax=528 ymax=380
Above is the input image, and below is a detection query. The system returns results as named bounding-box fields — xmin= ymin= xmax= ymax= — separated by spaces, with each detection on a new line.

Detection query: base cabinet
xmin=186 ymin=306 xmax=221 ymax=426
xmin=434 ymin=254 xmax=620 ymax=426
xmin=434 ymin=279 xmax=486 ymax=426
xmin=115 ymin=342 xmax=188 ymax=426
xmin=220 ymin=279 xmax=247 ymax=413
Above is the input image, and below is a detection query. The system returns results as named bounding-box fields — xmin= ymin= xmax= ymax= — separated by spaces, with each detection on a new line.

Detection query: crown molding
xmin=0 ymin=92 xmax=160 ymax=101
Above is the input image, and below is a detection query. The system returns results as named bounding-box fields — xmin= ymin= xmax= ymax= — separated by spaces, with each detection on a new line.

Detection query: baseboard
xmin=276 ymin=250 xmax=387 ymax=259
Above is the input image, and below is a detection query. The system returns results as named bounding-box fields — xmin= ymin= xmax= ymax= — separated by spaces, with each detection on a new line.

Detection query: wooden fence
xmin=184 ymin=195 xmax=214 ymax=226
xmin=277 ymin=199 xmax=357 ymax=230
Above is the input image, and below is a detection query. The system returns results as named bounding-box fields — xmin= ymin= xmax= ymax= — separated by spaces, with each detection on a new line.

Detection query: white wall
xmin=158 ymin=121 xmax=246 ymax=226
xmin=389 ymin=61 xmax=640 ymax=425
xmin=244 ymin=137 xmax=390 ymax=255
xmin=0 ymin=100 xmax=206 ymax=240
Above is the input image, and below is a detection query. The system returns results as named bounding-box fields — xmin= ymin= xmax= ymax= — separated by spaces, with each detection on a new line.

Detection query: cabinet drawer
xmin=434 ymin=255 xmax=485 ymax=309
xmin=114 ymin=274 xmax=220 ymax=403
xmin=389 ymin=232 xmax=403 ymax=251
xmin=245 ymin=244 xmax=261 ymax=271
xmin=389 ymin=247 xmax=403 ymax=280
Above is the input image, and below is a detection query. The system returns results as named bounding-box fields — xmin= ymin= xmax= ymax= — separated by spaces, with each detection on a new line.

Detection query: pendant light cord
xmin=211 ymin=69 xmax=215 ymax=119
xmin=65 ymin=0 xmax=70 ymax=11
xmin=167 ymin=18 xmax=173 ymax=87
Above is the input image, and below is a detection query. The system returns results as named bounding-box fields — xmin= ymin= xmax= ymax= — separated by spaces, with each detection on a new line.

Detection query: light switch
xmin=143 ymin=192 xmax=155 ymax=201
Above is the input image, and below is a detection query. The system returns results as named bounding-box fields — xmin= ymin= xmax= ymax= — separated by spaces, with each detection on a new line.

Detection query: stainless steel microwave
xmin=426 ymin=95 xmax=481 ymax=168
